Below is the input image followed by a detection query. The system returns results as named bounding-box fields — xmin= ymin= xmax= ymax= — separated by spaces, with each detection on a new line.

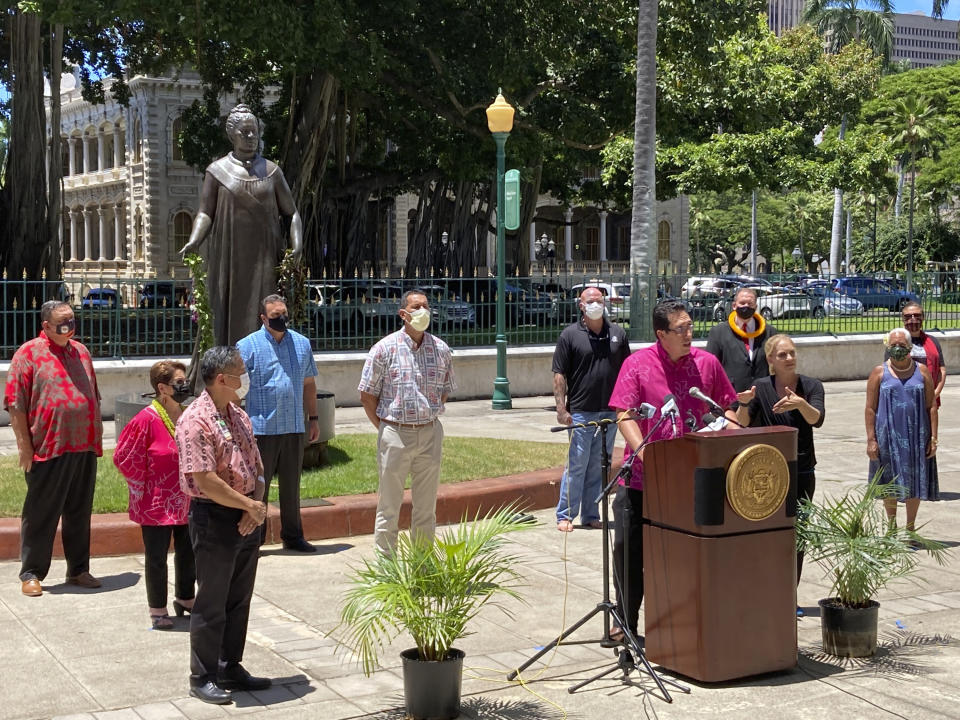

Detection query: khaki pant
xmin=374 ymin=420 xmax=444 ymax=553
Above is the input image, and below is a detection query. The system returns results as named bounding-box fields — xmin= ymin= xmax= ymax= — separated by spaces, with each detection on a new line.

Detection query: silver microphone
xmin=689 ymin=385 xmax=725 ymax=415
xmin=661 ymin=394 xmax=679 ymax=437
xmin=632 ymin=402 xmax=657 ymax=419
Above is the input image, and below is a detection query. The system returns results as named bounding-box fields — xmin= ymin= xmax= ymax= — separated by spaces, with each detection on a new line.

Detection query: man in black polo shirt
xmin=553 ymin=286 xmax=631 ymax=531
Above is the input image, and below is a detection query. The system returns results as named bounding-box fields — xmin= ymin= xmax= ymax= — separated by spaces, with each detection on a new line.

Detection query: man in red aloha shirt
xmin=4 ymin=300 xmax=103 ymax=597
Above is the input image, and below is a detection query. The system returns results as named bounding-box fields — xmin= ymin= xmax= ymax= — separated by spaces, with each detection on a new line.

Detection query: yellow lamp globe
xmin=486 ymin=91 xmax=515 ymax=134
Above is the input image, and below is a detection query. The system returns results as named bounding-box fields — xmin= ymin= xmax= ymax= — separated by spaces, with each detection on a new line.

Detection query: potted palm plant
xmin=796 ymin=475 xmax=948 ymax=658
xmin=338 ymin=505 xmax=534 ymax=720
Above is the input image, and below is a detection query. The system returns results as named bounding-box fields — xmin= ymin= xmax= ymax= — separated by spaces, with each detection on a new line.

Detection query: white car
xmin=570 ymin=281 xmax=631 ymax=321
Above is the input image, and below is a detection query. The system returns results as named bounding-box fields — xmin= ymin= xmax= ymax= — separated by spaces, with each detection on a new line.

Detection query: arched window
xmin=657 ymin=220 xmax=671 ymax=261
xmin=133 ymin=117 xmax=142 ymax=163
xmin=172 ymin=210 xmax=192 ymax=255
xmin=171 ymin=115 xmax=183 ymax=162
xmin=134 ymin=208 xmax=145 ymax=260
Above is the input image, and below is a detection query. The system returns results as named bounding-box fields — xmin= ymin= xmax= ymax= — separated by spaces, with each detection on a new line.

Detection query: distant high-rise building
xmin=768 ymin=0 xmax=804 ymax=36
xmin=892 ymin=11 xmax=960 ymax=68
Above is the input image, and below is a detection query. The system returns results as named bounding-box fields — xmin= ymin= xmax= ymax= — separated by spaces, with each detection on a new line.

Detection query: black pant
xmin=612 ymin=485 xmax=644 ymax=635
xmin=256 ymin=433 xmax=305 ymax=544
xmin=188 ymin=499 xmax=260 ymax=685
xmin=19 ymin=451 xmax=97 ymax=582
xmin=796 ymin=470 xmax=816 ymax=586
xmin=141 ymin=524 xmax=196 ymax=608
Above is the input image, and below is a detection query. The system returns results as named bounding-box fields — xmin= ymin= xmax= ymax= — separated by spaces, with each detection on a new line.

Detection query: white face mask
xmin=583 ymin=301 xmax=605 ymax=320
xmin=406 ymin=307 xmax=431 ymax=332
xmin=233 ymin=372 xmax=250 ymax=401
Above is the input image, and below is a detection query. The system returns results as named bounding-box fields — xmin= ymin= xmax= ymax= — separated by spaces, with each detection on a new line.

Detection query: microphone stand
xmin=507 ymin=414 xmax=688 ymax=702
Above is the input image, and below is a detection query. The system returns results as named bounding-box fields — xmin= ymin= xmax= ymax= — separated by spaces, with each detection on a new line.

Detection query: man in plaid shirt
xmin=359 ymin=288 xmax=456 ymax=553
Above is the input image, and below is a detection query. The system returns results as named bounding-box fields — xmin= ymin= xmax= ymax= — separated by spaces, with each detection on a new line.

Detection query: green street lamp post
xmin=487 ymin=90 xmax=514 ymax=410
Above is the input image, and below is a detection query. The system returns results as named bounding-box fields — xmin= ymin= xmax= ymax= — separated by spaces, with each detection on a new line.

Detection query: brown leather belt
xmin=380 ymin=418 xmax=436 ymax=429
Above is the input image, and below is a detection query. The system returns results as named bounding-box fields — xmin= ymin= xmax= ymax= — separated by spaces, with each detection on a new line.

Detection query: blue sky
xmin=897 ymin=1 xmax=960 ymax=20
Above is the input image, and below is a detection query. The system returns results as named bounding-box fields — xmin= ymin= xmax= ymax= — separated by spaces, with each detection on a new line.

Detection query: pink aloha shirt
xmin=113 ymin=405 xmax=189 ymax=525
xmin=608 ymin=343 xmax=737 ymax=490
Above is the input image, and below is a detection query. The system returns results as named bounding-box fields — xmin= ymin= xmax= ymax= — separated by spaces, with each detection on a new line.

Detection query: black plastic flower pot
xmin=819 ymin=598 xmax=880 ymax=658
xmin=400 ymin=647 xmax=465 ymax=720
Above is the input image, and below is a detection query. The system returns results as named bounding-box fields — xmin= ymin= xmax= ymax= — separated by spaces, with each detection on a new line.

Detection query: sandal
xmin=585 ymin=520 xmax=603 ymax=529
xmin=151 ymin=613 xmax=174 ymax=630
xmin=608 ymin=626 xmax=625 ymax=643
xmin=557 ymin=519 xmax=574 ymax=532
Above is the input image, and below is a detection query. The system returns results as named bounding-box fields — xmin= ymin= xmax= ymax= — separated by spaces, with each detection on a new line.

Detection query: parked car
xmin=419 ymin=284 xmax=476 ymax=328
xmin=805 ymin=286 xmax=864 ymax=316
xmin=570 ymin=281 xmax=631 ymax=322
xmin=306 ymin=281 xmax=361 ymax=333
xmin=138 ymin=281 xmax=191 ymax=308
xmin=505 ymin=281 xmax=553 ymax=325
xmin=831 ymin=276 xmax=918 ymax=312
xmin=711 ymin=286 xmax=816 ymax=322
xmin=681 ymin=276 xmax=741 ymax=299
xmin=81 ymin=288 xmax=120 ymax=309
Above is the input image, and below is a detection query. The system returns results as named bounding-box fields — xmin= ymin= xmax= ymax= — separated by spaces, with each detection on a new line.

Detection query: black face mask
xmin=267 ymin=315 xmax=288 ymax=332
xmin=54 ymin=318 xmax=76 ymax=335
xmin=171 ymin=382 xmax=193 ymax=404
xmin=735 ymin=306 xmax=756 ymax=320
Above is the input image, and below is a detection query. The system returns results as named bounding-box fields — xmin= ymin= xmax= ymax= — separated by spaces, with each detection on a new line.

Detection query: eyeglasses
xmin=902 ymin=313 xmax=923 ymax=320
xmin=664 ymin=323 xmax=694 ymax=336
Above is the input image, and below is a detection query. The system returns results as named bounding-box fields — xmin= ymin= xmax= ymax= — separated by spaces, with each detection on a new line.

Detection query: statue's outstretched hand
xmin=180 ymin=240 xmax=200 ymax=258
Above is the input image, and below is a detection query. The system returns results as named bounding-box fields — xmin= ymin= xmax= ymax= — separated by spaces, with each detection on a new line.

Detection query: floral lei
xmin=728 ymin=311 xmax=766 ymax=339
xmin=151 ymin=399 xmax=176 ymax=438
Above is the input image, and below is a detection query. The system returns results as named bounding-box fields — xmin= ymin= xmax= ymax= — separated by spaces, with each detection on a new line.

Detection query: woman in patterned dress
xmin=114 ymin=361 xmax=196 ymax=629
xmin=866 ymin=328 xmax=939 ymax=533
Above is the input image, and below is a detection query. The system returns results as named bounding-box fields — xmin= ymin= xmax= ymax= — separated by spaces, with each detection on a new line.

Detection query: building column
xmin=68 ymin=137 xmax=78 ymax=175
xmin=114 ymin=204 xmax=125 ymax=260
xmin=98 ymin=206 xmax=109 ymax=260
xmin=528 ymin=223 xmax=537 ymax=264
xmin=113 ymin=126 xmax=124 ymax=167
xmin=564 ymin=208 xmax=573 ymax=262
xmin=97 ymin=129 xmax=106 ymax=172
xmin=599 ymin=211 xmax=608 ymax=263
xmin=83 ymin=209 xmax=93 ymax=260
xmin=69 ymin=210 xmax=80 ymax=260
xmin=82 ymin=135 xmax=91 ymax=174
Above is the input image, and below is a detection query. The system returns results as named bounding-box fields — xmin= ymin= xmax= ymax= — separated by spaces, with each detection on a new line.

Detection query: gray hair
xmin=885 ymin=327 xmax=911 ymax=346
xmin=734 ymin=286 xmax=758 ymax=303
xmin=225 ymin=104 xmax=258 ymax=136
xmin=200 ymin=346 xmax=243 ymax=386
xmin=40 ymin=300 xmax=70 ymax=323
xmin=259 ymin=294 xmax=286 ymax=317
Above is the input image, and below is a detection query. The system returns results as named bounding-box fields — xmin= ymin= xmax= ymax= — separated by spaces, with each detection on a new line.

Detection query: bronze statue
xmin=181 ymin=104 xmax=302 ymax=345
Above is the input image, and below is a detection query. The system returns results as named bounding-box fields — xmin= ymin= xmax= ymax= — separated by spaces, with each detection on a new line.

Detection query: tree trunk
xmin=3 ymin=10 xmax=51 ymax=281
xmin=907 ymin=154 xmax=916 ymax=293
xmin=829 ymin=115 xmax=847 ymax=277
xmin=750 ymin=189 xmax=758 ymax=274
xmin=630 ymin=0 xmax=658 ymax=340
xmin=844 ymin=208 xmax=852 ymax=274
xmin=47 ymin=23 xmax=64 ymax=281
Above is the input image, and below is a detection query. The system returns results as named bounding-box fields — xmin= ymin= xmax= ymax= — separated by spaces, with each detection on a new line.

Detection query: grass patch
xmin=0 ymin=435 xmax=567 ymax=517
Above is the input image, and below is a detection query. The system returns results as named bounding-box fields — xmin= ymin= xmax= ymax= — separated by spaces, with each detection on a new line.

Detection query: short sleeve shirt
xmin=608 ymin=344 xmax=737 ymax=490
xmin=552 ymin=319 xmax=631 ymax=412
xmin=3 ymin=334 xmax=103 ymax=461
xmin=175 ymin=390 xmax=262 ymax=498
xmin=238 ymin=326 xmax=319 ymax=435
xmin=358 ymin=330 xmax=456 ymax=424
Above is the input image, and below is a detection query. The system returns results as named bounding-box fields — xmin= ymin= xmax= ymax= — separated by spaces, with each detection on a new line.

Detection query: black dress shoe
xmin=217 ymin=663 xmax=272 ymax=691
xmin=282 ymin=537 xmax=317 ymax=553
xmin=190 ymin=681 xmax=231 ymax=704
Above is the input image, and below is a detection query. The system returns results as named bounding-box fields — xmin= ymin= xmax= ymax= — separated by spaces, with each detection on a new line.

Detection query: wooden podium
xmin=642 ymin=426 xmax=799 ymax=682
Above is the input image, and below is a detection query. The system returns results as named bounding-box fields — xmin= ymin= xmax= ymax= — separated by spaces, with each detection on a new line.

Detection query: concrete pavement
xmin=2 ymin=381 xmax=960 ymax=719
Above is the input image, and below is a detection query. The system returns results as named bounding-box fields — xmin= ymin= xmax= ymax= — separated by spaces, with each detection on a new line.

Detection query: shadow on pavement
xmin=798 ymin=630 xmax=957 ymax=679
xmin=259 ymin=542 xmax=353 ymax=557
xmin=45 ymin=570 xmax=140 ymax=594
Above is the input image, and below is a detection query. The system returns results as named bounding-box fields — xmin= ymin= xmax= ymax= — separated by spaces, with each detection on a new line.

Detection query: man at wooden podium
xmin=607 ymin=299 xmax=738 ymax=640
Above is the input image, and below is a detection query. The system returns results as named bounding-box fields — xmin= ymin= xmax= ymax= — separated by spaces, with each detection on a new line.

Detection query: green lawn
xmin=0 ymin=435 xmax=567 ymax=517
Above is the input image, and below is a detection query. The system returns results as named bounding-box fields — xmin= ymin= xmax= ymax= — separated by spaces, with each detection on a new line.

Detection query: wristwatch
xmin=308 ymin=415 xmax=319 ymax=421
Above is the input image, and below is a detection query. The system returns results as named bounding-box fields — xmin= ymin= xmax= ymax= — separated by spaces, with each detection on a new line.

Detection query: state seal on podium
xmin=726 ymin=444 xmax=789 ymax=521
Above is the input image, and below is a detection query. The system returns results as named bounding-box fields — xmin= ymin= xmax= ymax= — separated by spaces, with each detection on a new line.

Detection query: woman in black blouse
xmin=735 ymin=334 xmax=825 ymax=597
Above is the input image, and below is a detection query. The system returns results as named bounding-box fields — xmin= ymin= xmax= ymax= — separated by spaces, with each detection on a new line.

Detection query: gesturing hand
xmin=737 ymin=386 xmax=756 ymax=405
xmin=771 ymin=386 xmax=804 ymax=414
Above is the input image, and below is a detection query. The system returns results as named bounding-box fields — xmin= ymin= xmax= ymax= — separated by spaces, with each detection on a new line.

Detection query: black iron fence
xmin=2 ymin=271 xmax=957 ymax=360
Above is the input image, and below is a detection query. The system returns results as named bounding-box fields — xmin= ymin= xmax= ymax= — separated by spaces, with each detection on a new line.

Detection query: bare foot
xmin=557 ymin=519 xmax=574 ymax=532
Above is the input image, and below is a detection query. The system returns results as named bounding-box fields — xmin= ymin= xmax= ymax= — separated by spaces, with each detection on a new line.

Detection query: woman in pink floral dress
xmin=114 ymin=360 xmax=196 ymax=629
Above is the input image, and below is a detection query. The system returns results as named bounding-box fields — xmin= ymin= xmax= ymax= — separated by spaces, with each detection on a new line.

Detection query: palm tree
xmin=880 ymin=94 xmax=946 ymax=292
xmin=691 ymin=206 xmax=712 ymax=274
xmin=630 ymin=0 xmax=657 ymax=339
xmin=790 ymin=193 xmax=813 ymax=273
xmin=803 ymin=0 xmax=894 ymax=278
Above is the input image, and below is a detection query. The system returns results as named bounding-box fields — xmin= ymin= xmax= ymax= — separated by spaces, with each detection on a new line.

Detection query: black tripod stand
xmin=506 ymin=415 xmax=689 ymax=702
